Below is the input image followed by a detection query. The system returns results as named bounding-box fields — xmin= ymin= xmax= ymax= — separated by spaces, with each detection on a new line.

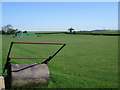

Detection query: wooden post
xmin=0 ymin=76 xmax=5 ymax=89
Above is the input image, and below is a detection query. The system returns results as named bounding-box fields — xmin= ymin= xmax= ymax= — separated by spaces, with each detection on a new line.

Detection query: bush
xmin=23 ymin=31 xmax=27 ymax=33
xmin=6 ymin=29 xmax=16 ymax=35
xmin=2 ymin=30 xmax=6 ymax=34
xmin=17 ymin=30 xmax=22 ymax=33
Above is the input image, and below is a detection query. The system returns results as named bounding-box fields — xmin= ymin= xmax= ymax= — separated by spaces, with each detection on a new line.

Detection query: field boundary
xmin=35 ymin=32 xmax=120 ymax=36
xmin=69 ymin=33 xmax=120 ymax=36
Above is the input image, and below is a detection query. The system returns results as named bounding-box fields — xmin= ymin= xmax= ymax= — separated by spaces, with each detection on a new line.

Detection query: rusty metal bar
xmin=3 ymin=41 xmax=66 ymax=74
xmin=42 ymin=44 xmax=66 ymax=64
xmin=10 ymin=57 xmax=48 ymax=59
xmin=51 ymin=44 xmax=66 ymax=58
xmin=13 ymin=42 xmax=65 ymax=45
xmin=7 ymin=42 xmax=14 ymax=58
xmin=3 ymin=42 xmax=14 ymax=74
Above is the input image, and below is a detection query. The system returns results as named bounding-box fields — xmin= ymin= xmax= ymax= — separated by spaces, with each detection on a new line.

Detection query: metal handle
xmin=12 ymin=42 xmax=65 ymax=45
xmin=3 ymin=42 xmax=66 ymax=74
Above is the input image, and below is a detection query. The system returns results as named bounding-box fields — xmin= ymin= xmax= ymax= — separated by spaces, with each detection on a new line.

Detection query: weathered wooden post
xmin=0 ymin=76 xmax=5 ymax=90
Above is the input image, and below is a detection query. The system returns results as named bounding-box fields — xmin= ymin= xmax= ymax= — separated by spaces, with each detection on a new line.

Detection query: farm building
xmin=16 ymin=33 xmax=36 ymax=37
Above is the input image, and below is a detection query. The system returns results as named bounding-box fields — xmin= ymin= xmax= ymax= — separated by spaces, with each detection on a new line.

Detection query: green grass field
xmin=2 ymin=34 xmax=118 ymax=88
xmin=76 ymin=30 xmax=119 ymax=34
xmin=92 ymin=30 xmax=120 ymax=34
xmin=28 ymin=30 xmax=120 ymax=34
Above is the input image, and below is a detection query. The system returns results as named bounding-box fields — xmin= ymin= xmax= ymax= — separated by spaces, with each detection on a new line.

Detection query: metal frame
xmin=3 ymin=42 xmax=66 ymax=74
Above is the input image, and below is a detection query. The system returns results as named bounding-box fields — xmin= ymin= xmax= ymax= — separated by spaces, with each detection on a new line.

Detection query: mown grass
xmin=2 ymin=34 xmax=118 ymax=88
xmin=28 ymin=30 xmax=120 ymax=34
xmin=76 ymin=30 xmax=119 ymax=34
xmin=92 ymin=30 xmax=119 ymax=34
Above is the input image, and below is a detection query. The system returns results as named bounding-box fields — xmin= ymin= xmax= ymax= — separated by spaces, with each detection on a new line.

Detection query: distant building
xmin=16 ymin=33 xmax=36 ymax=37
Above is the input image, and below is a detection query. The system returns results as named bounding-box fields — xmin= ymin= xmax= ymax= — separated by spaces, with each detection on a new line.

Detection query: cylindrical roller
xmin=9 ymin=64 xmax=50 ymax=88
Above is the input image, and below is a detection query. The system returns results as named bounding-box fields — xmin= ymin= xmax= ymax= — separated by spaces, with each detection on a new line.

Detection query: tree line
xmin=1 ymin=24 xmax=75 ymax=34
xmin=1 ymin=24 xmax=27 ymax=35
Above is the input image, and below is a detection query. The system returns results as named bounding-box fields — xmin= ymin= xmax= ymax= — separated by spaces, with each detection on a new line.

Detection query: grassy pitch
xmin=2 ymin=34 xmax=118 ymax=88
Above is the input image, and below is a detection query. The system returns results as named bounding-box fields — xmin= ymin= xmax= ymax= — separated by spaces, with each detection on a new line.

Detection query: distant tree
xmin=2 ymin=24 xmax=13 ymax=34
xmin=17 ymin=30 xmax=22 ymax=33
xmin=2 ymin=30 xmax=6 ymax=34
xmin=2 ymin=26 xmax=7 ymax=32
xmin=2 ymin=24 xmax=18 ymax=35
xmin=23 ymin=31 xmax=27 ymax=33
xmin=6 ymin=29 xmax=17 ymax=35
xmin=68 ymin=27 xmax=74 ymax=33
xmin=73 ymin=31 xmax=75 ymax=34
xmin=6 ymin=24 xmax=13 ymax=30
xmin=16 ymin=29 xmax=18 ymax=32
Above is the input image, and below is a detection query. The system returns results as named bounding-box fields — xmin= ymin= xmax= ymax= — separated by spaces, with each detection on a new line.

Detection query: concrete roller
xmin=3 ymin=42 xmax=66 ymax=89
xmin=11 ymin=64 xmax=50 ymax=88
